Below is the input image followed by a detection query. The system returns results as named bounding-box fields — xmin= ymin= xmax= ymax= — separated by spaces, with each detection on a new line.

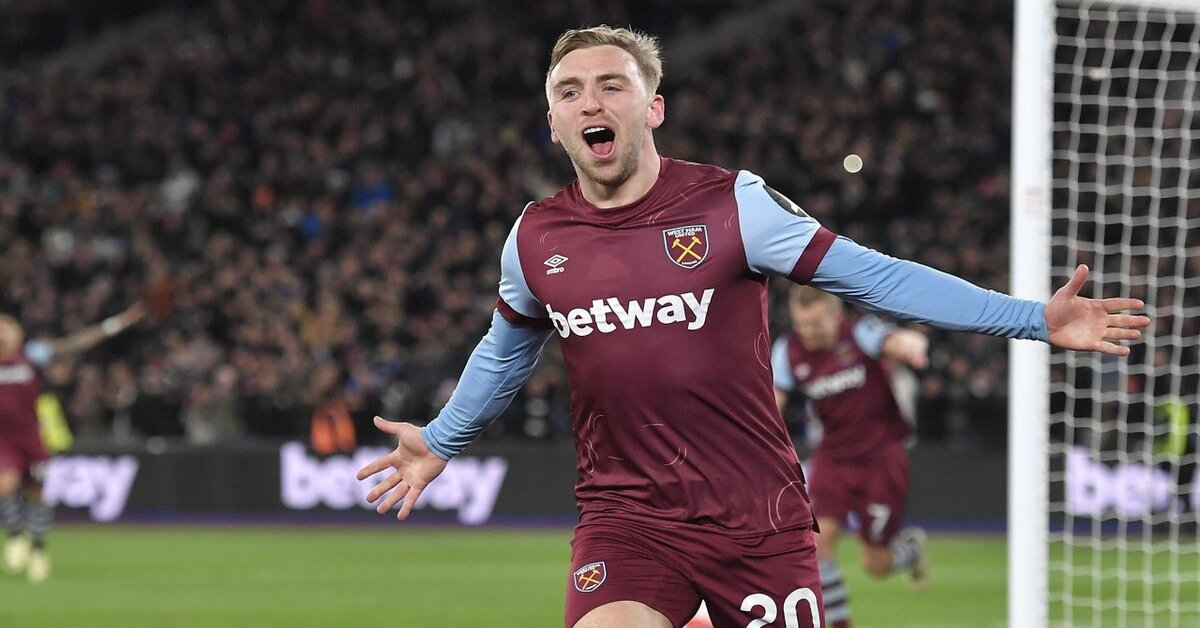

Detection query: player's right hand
xmin=356 ymin=417 xmax=448 ymax=521
xmin=883 ymin=329 xmax=929 ymax=370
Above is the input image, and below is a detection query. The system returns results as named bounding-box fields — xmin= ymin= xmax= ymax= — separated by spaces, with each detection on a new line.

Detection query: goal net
xmin=1012 ymin=0 xmax=1200 ymax=626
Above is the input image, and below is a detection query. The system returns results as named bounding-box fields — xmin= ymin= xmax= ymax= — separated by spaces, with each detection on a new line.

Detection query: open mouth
xmin=582 ymin=126 xmax=616 ymax=158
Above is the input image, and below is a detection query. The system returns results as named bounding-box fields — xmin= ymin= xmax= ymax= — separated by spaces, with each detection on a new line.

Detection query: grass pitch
xmin=2 ymin=526 xmax=1008 ymax=627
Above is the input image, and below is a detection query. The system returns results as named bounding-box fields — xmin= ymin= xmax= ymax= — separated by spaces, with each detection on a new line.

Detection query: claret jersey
xmin=0 ymin=344 xmax=49 ymax=443
xmin=497 ymin=158 xmax=834 ymax=535
xmin=422 ymin=157 xmax=1046 ymax=538
xmin=773 ymin=318 xmax=912 ymax=461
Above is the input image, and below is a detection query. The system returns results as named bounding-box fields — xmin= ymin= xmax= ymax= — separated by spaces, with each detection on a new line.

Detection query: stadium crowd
xmin=1 ymin=0 xmax=1020 ymax=449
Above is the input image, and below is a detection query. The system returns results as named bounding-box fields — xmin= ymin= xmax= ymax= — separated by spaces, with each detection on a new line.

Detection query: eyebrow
xmin=550 ymin=72 xmax=632 ymax=93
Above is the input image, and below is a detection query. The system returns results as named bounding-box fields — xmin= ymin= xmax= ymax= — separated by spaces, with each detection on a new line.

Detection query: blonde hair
xmin=789 ymin=285 xmax=839 ymax=308
xmin=546 ymin=25 xmax=663 ymax=98
xmin=0 ymin=313 xmax=24 ymax=356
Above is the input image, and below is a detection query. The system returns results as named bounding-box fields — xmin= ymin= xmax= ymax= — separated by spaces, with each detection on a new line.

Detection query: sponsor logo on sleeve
xmin=573 ymin=561 xmax=607 ymax=592
xmin=663 ymin=225 xmax=709 ymax=269
xmin=764 ymin=185 xmax=809 ymax=217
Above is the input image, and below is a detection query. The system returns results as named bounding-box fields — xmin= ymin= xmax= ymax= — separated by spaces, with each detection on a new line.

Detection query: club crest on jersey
xmin=573 ymin=561 xmax=607 ymax=593
xmin=835 ymin=341 xmax=858 ymax=365
xmin=663 ymin=225 xmax=709 ymax=269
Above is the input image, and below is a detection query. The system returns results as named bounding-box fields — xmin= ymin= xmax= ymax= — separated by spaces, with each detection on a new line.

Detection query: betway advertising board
xmin=1064 ymin=446 xmax=1200 ymax=517
xmin=279 ymin=443 xmax=510 ymax=524
xmin=38 ymin=441 xmax=1075 ymax=526
xmin=45 ymin=441 xmax=578 ymax=525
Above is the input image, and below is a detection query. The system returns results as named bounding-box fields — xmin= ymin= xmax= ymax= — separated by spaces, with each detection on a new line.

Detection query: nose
xmin=581 ymin=86 xmax=602 ymax=115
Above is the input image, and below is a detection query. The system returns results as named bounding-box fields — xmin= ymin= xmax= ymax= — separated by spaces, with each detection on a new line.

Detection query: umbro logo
xmin=545 ymin=254 xmax=568 ymax=275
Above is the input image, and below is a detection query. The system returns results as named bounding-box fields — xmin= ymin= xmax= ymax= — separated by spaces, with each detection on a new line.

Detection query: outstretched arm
xmin=356 ymin=311 xmax=552 ymax=520
xmin=733 ymin=171 xmax=1147 ymax=354
xmin=811 ymin=239 xmax=1148 ymax=354
xmin=50 ymin=302 xmax=146 ymax=359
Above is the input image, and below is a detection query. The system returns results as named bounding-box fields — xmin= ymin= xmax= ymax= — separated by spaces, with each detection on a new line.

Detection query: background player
xmin=356 ymin=26 xmax=1149 ymax=628
xmin=773 ymin=285 xmax=930 ymax=628
xmin=0 ymin=303 xmax=144 ymax=582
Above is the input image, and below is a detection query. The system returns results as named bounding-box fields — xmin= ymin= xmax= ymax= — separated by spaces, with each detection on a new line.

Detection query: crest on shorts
xmin=663 ymin=225 xmax=709 ymax=269
xmin=573 ymin=561 xmax=607 ymax=593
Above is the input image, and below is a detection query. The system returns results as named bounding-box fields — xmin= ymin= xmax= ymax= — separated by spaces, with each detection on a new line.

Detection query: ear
xmin=646 ymin=94 xmax=665 ymax=130
xmin=547 ymin=110 xmax=560 ymax=145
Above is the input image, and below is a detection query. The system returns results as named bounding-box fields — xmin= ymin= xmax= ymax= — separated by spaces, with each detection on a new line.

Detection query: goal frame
xmin=1009 ymin=1 xmax=1198 ymax=626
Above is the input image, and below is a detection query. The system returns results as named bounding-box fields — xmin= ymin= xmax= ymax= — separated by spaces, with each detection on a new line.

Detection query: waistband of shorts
xmin=578 ymin=509 xmax=814 ymax=543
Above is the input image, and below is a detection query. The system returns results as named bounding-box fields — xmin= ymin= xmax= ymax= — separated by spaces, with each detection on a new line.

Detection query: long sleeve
xmin=420 ymin=310 xmax=553 ymax=460
xmin=811 ymin=238 xmax=1047 ymax=341
xmin=734 ymin=169 xmax=1047 ymax=342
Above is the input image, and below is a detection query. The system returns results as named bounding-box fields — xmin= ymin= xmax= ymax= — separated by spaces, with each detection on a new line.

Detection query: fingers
xmin=1100 ymin=298 xmax=1147 ymax=313
xmin=366 ymin=470 xmax=403 ymax=503
xmin=376 ymin=480 xmax=412 ymax=514
xmin=356 ymin=454 xmax=395 ymax=481
xmin=373 ymin=415 xmax=407 ymax=434
xmin=1059 ymin=264 xmax=1089 ymax=297
xmin=397 ymin=486 xmax=425 ymax=521
xmin=1106 ymin=313 xmax=1150 ymax=329
xmin=1103 ymin=328 xmax=1141 ymax=342
xmin=1095 ymin=341 xmax=1132 ymax=357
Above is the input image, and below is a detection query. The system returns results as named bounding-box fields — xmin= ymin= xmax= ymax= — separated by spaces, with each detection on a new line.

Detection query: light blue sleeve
xmin=420 ymin=210 xmax=552 ymax=460
xmin=24 ymin=340 xmax=54 ymax=367
xmin=735 ymin=168 xmax=1046 ymax=341
xmin=497 ymin=208 xmax=545 ymax=320
xmin=852 ymin=316 xmax=894 ymax=359
xmin=771 ymin=336 xmax=795 ymax=391
xmin=733 ymin=170 xmax=826 ymax=277
xmin=811 ymin=237 xmax=1049 ymax=341
xmin=420 ymin=310 xmax=553 ymax=460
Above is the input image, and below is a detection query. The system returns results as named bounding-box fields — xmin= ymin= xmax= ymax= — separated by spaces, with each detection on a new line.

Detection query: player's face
xmin=791 ymin=299 xmax=842 ymax=351
xmin=0 ymin=315 xmax=24 ymax=358
xmin=546 ymin=45 xmax=664 ymax=188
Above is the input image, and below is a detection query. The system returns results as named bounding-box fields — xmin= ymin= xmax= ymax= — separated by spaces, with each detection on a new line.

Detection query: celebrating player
xmin=357 ymin=26 xmax=1148 ymax=627
xmin=773 ymin=285 xmax=930 ymax=628
xmin=0 ymin=303 xmax=144 ymax=582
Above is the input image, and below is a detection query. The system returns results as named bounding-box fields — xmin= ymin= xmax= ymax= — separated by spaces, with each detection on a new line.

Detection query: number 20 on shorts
xmin=741 ymin=587 xmax=821 ymax=628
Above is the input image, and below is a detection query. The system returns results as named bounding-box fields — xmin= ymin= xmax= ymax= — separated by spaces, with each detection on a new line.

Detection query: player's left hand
xmin=1045 ymin=264 xmax=1149 ymax=356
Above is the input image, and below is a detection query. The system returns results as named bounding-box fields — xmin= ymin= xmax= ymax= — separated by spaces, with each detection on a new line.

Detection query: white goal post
xmin=1011 ymin=0 xmax=1200 ymax=626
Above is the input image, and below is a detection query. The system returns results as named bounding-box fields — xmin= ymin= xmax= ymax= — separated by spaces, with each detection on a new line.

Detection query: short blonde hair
xmin=789 ymin=285 xmax=839 ymax=309
xmin=546 ymin=25 xmax=663 ymax=98
xmin=0 ymin=313 xmax=24 ymax=355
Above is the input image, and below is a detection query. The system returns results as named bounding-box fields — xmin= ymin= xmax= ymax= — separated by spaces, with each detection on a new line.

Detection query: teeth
xmin=584 ymin=127 xmax=608 ymax=135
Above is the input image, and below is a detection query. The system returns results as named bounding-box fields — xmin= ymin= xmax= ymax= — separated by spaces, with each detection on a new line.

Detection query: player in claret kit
xmin=773 ymin=285 xmax=930 ymax=628
xmin=357 ymin=25 xmax=1149 ymax=628
xmin=0 ymin=303 xmax=143 ymax=582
